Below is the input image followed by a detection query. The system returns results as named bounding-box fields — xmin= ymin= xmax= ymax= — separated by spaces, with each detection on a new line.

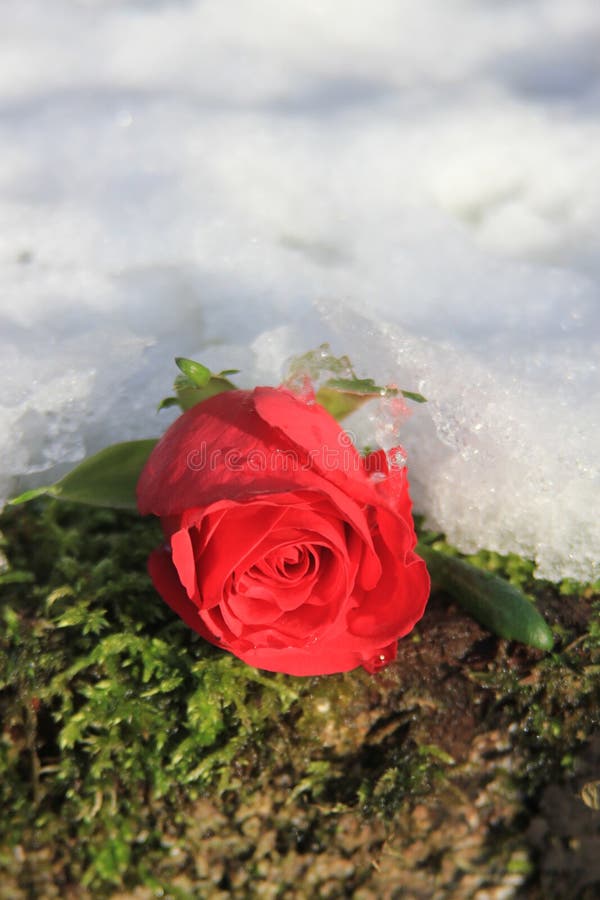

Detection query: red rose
xmin=136 ymin=387 xmax=429 ymax=676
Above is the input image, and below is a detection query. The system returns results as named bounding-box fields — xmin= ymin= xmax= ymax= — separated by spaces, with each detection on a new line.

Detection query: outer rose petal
xmin=234 ymin=641 xmax=365 ymax=677
xmin=147 ymin=547 xmax=215 ymax=646
xmin=362 ymin=642 xmax=398 ymax=674
xmin=364 ymin=446 xmax=416 ymax=525
xmin=137 ymin=390 xmax=298 ymax=516
xmin=136 ymin=388 xmax=379 ymax=518
xmin=253 ymin=387 xmax=374 ymax=502
xmin=171 ymin=528 xmax=200 ymax=602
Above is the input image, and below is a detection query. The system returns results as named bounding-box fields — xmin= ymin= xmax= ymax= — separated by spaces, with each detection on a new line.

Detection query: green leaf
xmin=323 ymin=378 xmax=426 ymax=404
xmin=10 ymin=440 xmax=158 ymax=509
xmin=401 ymin=389 xmax=427 ymax=404
xmin=53 ymin=439 xmax=158 ymax=509
xmin=315 ymin=377 xmax=426 ymax=421
xmin=8 ymin=486 xmax=52 ymax=506
xmin=418 ymin=543 xmax=554 ymax=651
xmin=325 ymin=376 xmax=384 ymax=395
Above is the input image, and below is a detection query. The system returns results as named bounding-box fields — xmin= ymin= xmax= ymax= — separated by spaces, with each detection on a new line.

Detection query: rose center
xmin=218 ymin=530 xmax=348 ymax=638
xmin=255 ymin=544 xmax=317 ymax=584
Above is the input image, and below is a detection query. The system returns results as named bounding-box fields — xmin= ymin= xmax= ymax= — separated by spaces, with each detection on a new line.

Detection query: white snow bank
xmin=1 ymin=0 xmax=599 ymax=581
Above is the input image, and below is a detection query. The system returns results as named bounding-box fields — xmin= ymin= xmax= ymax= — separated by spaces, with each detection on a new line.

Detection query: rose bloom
xmin=137 ymin=387 xmax=430 ymax=676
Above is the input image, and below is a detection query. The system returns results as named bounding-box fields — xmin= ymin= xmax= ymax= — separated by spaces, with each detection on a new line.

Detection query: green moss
xmin=0 ymin=500 xmax=301 ymax=895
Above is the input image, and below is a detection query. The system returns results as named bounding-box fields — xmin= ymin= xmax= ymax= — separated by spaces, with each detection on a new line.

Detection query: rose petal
xmin=364 ymin=446 xmax=415 ymax=517
xmin=137 ymin=388 xmax=383 ymax=518
xmin=197 ymin=503 xmax=288 ymax=606
xmin=237 ymin=547 xmax=320 ymax=609
xmin=137 ymin=390 xmax=299 ymax=516
xmin=254 ymin=387 xmax=374 ymax=501
xmin=348 ymin=513 xmax=430 ymax=642
xmin=200 ymin=602 xmax=251 ymax=648
xmin=171 ymin=527 xmax=200 ymax=603
xmin=225 ymin=591 xmax=288 ymax=626
xmin=361 ymin=641 xmax=398 ymax=674
xmin=231 ymin=638 xmax=362 ymax=676
xmin=138 ymin=389 xmax=348 ymax=517
xmin=147 ymin=548 xmax=214 ymax=644
xmin=194 ymin=493 xmax=372 ymax=608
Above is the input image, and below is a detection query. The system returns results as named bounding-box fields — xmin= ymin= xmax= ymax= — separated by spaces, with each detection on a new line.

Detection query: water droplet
xmin=282 ymin=370 xmax=315 ymax=403
xmin=368 ymin=391 xmax=411 ymax=451
xmin=363 ymin=642 xmax=397 ymax=673
xmin=386 ymin=446 xmax=407 ymax=470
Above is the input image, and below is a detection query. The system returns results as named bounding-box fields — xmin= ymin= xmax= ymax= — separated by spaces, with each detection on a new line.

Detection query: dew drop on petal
xmin=362 ymin=641 xmax=397 ymax=674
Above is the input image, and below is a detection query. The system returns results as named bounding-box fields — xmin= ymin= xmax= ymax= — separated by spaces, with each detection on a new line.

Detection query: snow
xmin=1 ymin=0 xmax=599 ymax=581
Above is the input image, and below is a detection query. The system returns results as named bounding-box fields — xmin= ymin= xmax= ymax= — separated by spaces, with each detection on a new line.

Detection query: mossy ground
xmin=0 ymin=501 xmax=599 ymax=899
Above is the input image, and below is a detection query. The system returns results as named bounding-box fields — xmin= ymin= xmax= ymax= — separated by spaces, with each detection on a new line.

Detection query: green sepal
xmin=418 ymin=543 xmax=554 ymax=651
xmin=9 ymin=439 xmax=158 ymax=510
xmin=316 ymin=377 xmax=383 ymax=419
xmin=156 ymin=396 xmax=180 ymax=412
xmin=159 ymin=358 xmax=239 ymax=412
xmin=314 ymin=385 xmax=374 ymax=420
xmin=175 ymin=357 xmax=212 ymax=387
xmin=175 ymin=374 xmax=238 ymax=411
